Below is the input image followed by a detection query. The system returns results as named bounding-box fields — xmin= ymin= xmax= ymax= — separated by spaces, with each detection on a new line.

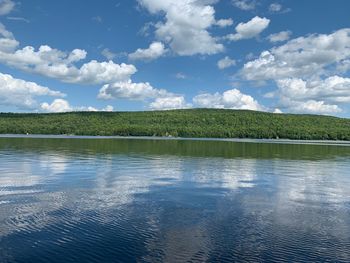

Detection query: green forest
xmin=0 ymin=109 xmax=350 ymax=140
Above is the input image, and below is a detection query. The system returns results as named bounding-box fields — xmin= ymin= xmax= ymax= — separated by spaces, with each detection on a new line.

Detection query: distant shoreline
xmin=1 ymin=134 xmax=350 ymax=147
xmin=1 ymin=109 xmax=350 ymax=142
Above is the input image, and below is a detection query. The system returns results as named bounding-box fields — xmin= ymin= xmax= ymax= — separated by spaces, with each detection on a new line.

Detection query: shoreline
xmin=1 ymin=134 xmax=350 ymax=147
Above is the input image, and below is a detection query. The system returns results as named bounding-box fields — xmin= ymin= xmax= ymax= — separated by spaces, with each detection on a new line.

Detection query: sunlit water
xmin=0 ymin=137 xmax=350 ymax=262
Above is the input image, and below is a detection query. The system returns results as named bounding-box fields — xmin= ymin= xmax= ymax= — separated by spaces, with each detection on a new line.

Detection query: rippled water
xmin=0 ymin=137 xmax=350 ymax=262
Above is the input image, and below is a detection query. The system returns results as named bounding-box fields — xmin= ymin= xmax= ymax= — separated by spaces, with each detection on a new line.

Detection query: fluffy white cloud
xmin=128 ymin=42 xmax=167 ymax=61
xmin=0 ymin=45 xmax=137 ymax=85
xmin=241 ymin=28 xmax=350 ymax=81
xmin=98 ymin=79 xmax=190 ymax=111
xmin=138 ymin=0 xmax=224 ymax=55
xmin=267 ymin=76 xmax=350 ymax=114
xmin=267 ymin=30 xmax=291 ymax=43
xmin=98 ymin=80 xmax=171 ymax=100
xmin=0 ymin=24 xmax=137 ymax=85
xmin=240 ymin=28 xmax=350 ymax=115
xmin=225 ymin=16 xmax=270 ymax=41
xmin=215 ymin=18 xmax=233 ymax=27
xmin=41 ymin=99 xmax=73 ymax=113
xmin=0 ymin=72 xmax=65 ymax=109
xmin=231 ymin=0 xmax=256 ymax=11
xmin=41 ymin=99 xmax=114 ymax=113
xmin=278 ymin=99 xmax=341 ymax=115
xmin=276 ymin=76 xmax=350 ymax=104
xmin=193 ymin=88 xmax=263 ymax=111
xmin=217 ymin=56 xmax=236 ymax=69
xmin=149 ymin=96 xmax=191 ymax=110
xmin=0 ymin=0 xmax=15 ymax=16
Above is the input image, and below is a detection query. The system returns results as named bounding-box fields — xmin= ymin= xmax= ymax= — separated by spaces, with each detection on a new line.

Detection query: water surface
xmin=0 ymin=138 xmax=350 ymax=262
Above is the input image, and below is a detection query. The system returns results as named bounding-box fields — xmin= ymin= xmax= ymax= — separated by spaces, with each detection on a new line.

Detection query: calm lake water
xmin=0 ymin=137 xmax=350 ymax=262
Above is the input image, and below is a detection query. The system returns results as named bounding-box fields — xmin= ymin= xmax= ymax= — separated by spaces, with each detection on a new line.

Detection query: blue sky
xmin=0 ymin=0 xmax=350 ymax=116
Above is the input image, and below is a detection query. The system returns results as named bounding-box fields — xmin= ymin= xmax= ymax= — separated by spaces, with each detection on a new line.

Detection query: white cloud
xmin=149 ymin=96 xmax=191 ymax=110
xmin=98 ymin=79 xmax=191 ymax=111
xmin=0 ymin=0 xmax=15 ymax=16
xmin=215 ymin=18 xmax=233 ymax=27
xmin=279 ymin=99 xmax=341 ymax=115
xmin=193 ymin=88 xmax=263 ymax=111
xmin=269 ymin=3 xmax=282 ymax=12
xmin=241 ymin=28 xmax=350 ymax=81
xmin=0 ymin=45 xmax=137 ymax=85
xmin=268 ymin=3 xmax=291 ymax=14
xmin=217 ymin=56 xmax=236 ymax=69
xmin=231 ymin=0 xmax=256 ymax=11
xmin=269 ymin=76 xmax=350 ymax=114
xmin=0 ymin=23 xmax=137 ymax=85
xmin=240 ymin=28 xmax=350 ymax=115
xmin=41 ymin=99 xmax=73 ymax=113
xmin=101 ymin=48 xmax=116 ymax=60
xmin=0 ymin=72 xmax=65 ymax=109
xmin=225 ymin=16 xmax=270 ymax=41
xmin=98 ymin=79 xmax=171 ymax=100
xmin=128 ymin=41 xmax=167 ymax=61
xmin=41 ymin=99 xmax=115 ymax=113
xmin=276 ymin=76 xmax=350 ymax=104
xmin=0 ymin=23 xmax=185 ymax=110
xmin=263 ymin=76 xmax=350 ymax=114
xmin=267 ymin=30 xmax=291 ymax=43
xmin=138 ymin=0 xmax=224 ymax=56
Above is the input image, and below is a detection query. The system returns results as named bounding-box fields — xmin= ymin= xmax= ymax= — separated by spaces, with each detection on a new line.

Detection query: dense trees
xmin=0 ymin=109 xmax=349 ymax=140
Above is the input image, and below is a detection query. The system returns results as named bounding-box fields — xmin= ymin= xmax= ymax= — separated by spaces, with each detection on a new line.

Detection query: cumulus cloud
xmin=138 ymin=0 xmax=224 ymax=56
xmin=128 ymin=42 xmax=167 ymax=61
xmin=241 ymin=28 xmax=350 ymax=114
xmin=149 ymin=96 xmax=191 ymax=110
xmin=41 ymin=99 xmax=73 ymax=113
xmin=98 ymin=80 xmax=172 ymax=100
xmin=231 ymin=0 xmax=256 ymax=11
xmin=0 ymin=23 xmax=137 ymax=85
xmin=225 ymin=16 xmax=270 ymax=41
xmin=0 ymin=72 xmax=65 ymax=109
xmin=0 ymin=45 xmax=136 ymax=85
xmin=41 ymin=99 xmax=114 ymax=113
xmin=217 ymin=56 xmax=236 ymax=69
xmin=98 ymin=79 xmax=190 ymax=110
xmin=193 ymin=88 xmax=263 ymax=111
xmin=241 ymin=28 xmax=350 ymax=81
xmin=0 ymin=0 xmax=15 ymax=16
xmin=266 ymin=76 xmax=350 ymax=114
xmin=215 ymin=18 xmax=233 ymax=27
xmin=267 ymin=30 xmax=291 ymax=43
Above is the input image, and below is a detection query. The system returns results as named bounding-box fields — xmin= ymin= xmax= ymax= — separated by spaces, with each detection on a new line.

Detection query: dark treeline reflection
xmin=0 ymin=137 xmax=350 ymax=160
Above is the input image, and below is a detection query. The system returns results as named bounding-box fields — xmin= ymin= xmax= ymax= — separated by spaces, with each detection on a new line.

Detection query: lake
xmin=0 ymin=137 xmax=350 ymax=262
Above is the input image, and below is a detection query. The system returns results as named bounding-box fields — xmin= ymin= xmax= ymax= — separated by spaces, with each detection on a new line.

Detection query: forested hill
xmin=0 ymin=109 xmax=350 ymax=140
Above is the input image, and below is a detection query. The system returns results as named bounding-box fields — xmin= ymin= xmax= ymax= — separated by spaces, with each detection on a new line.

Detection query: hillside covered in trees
xmin=0 ymin=109 xmax=349 ymax=140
